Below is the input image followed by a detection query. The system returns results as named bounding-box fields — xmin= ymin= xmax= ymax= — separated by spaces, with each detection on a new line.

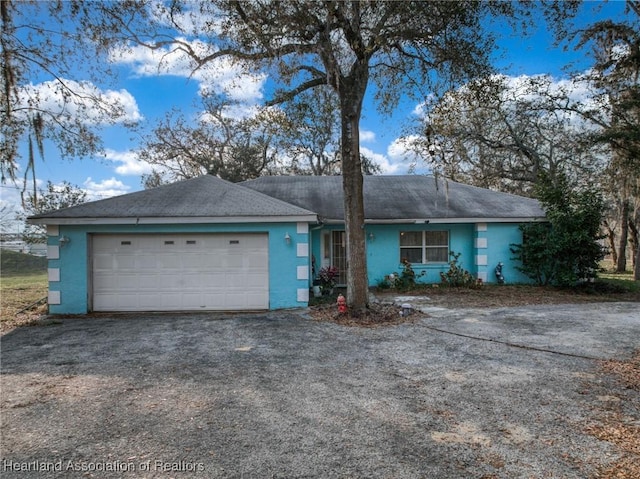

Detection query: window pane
xmin=425 ymin=231 xmax=448 ymax=246
xmin=400 ymin=231 xmax=422 ymax=246
xmin=426 ymin=247 xmax=448 ymax=263
xmin=400 ymin=248 xmax=422 ymax=264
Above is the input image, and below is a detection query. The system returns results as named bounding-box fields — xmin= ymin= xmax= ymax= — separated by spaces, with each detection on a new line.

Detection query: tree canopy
xmin=1 ymin=0 xmax=141 ymax=191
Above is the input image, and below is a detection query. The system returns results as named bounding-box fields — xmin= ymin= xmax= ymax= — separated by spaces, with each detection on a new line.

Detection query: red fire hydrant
xmin=336 ymin=293 xmax=348 ymax=314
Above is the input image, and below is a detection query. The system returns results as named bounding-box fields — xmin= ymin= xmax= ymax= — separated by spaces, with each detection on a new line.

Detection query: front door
xmin=331 ymin=230 xmax=347 ymax=285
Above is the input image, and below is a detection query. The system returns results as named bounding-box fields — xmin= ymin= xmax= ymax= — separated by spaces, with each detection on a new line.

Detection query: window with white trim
xmin=400 ymin=231 xmax=449 ymax=263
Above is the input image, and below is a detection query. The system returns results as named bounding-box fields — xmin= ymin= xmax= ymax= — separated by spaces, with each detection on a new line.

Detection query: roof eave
xmin=28 ymin=215 xmax=319 ymax=226
xmin=321 ymin=216 xmax=546 ymax=225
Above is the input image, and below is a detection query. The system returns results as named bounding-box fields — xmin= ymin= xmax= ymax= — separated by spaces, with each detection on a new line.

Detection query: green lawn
xmin=599 ymin=271 xmax=640 ymax=293
xmin=1 ymin=248 xmax=47 ymax=276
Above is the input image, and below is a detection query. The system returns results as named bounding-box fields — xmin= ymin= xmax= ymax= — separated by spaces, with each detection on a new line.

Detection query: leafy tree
xmin=1 ymin=0 xmax=141 ymax=191
xmin=272 ymin=86 xmax=342 ymax=176
xmin=20 ymin=181 xmax=87 ymax=244
xmin=139 ymin=96 xmax=276 ymax=186
xmin=511 ymin=173 xmax=605 ymax=286
xmin=570 ymin=1 xmax=640 ymax=277
xmin=410 ymin=74 xmax=606 ymax=196
xmin=138 ymin=86 xmax=380 ymax=186
xmin=272 ymin=86 xmax=380 ymax=176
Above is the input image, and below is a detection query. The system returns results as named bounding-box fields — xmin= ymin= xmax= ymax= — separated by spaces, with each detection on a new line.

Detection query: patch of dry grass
xmin=1 ymin=273 xmax=48 ymax=333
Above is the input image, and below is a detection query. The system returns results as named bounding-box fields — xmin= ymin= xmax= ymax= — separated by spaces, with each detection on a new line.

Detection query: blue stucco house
xmin=29 ymin=175 xmax=545 ymax=314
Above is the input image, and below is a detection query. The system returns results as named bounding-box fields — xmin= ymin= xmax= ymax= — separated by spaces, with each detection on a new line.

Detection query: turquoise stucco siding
xmin=47 ymin=222 xmax=309 ymax=314
xmin=483 ymin=223 xmax=531 ymax=284
xmin=310 ymin=222 xmax=532 ymax=287
xmin=364 ymin=223 xmax=475 ymax=286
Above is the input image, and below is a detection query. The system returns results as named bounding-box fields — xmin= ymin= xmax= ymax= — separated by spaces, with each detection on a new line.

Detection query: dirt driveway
xmin=1 ymin=303 xmax=639 ymax=478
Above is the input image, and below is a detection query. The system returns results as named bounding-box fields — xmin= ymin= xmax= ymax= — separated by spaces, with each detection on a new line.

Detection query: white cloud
xmin=148 ymin=2 xmax=223 ymax=36
xmin=388 ymin=137 xmax=422 ymax=163
xmin=359 ymin=129 xmax=375 ymax=143
xmin=110 ymin=40 xmax=266 ymax=103
xmin=19 ymin=80 xmax=143 ymax=125
xmin=361 ymin=146 xmax=404 ymax=175
xmin=103 ymin=149 xmax=154 ymax=176
xmin=83 ymin=177 xmax=130 ymax=200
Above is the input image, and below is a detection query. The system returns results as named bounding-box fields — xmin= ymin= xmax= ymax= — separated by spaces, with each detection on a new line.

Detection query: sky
xmin=0 ymin=0 xmax=631 ymax=234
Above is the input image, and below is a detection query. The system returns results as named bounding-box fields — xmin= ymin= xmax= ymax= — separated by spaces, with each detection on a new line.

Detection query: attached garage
xmin=29 ymin=175 xmax=316 ymax=314
xmin=91 ymin=233 xmax=269 ymax=311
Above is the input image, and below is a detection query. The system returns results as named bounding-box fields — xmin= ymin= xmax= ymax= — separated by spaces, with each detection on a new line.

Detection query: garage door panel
xmin=158 ymin=255 xmax=182 ymax=269
xmin=92 ymin=234 xmax=269 ymax=311
xmin=244 ymin=293 xmax=269 ymax=309
xmin=244 ymin=275 xmax=267 ymax=288
xmin=158 ymin=293 xmax=184 ymax=308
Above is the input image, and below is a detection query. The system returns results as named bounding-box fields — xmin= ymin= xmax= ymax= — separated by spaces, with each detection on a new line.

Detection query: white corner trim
xmin=297 ymin=265 xmax=309 ymax=280
xmin=48 ymin=268 xmax=60 ymax=282
xmin=297 ymin=222 xmax=308 ymax=234
xmin=477 ymin=271 xmax=488 ymax=282
xmin=48 ymin=291 xmax=61 ymax=305
xmin=297 ymin=288 xmax=309 ymax=303
xmin=475 ymin=223 xmax=488 ymax=232
xmin=475 ymin=237 xmax=488 ymax=249
xmin=47 ymin=245 xmax=60 ymax=260
xmin=475 ymin=255 xmax=488 ymax=266
xmin=47 ymin=225 xmax=59 ymax=236
xmin=297 ymin=243 xmax=309 ymax=257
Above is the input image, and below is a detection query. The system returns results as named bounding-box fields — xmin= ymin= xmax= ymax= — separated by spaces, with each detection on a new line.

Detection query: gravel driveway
xmin=1 ymin=302 xmax=639 ymax=478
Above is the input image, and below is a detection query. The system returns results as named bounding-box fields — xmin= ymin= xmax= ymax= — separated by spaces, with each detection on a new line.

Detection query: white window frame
xmin=400 ymin=230 xmax=449 ymax=264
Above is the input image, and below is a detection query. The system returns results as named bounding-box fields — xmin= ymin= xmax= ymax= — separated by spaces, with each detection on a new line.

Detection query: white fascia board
xmin=354 ymin=217 xmax=546 ymax=224
xmin=28 ymin=215 xmax=318 ymax=225
xmin=426 ymin=217 xmax=546 ymax=224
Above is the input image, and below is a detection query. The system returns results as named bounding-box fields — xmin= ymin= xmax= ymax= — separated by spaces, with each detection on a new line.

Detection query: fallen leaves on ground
xmin=374 ymin=283 xmax=640 ymax=309
xmin=0 ymin=304 xmax=47 ymax=333
xmin=309 ymin=302 xmax=419 ymax=328
xmin=586 ymin=350 xmax=640 ymax=479
xmin=601 ymin=353 xmax=640 ymax=392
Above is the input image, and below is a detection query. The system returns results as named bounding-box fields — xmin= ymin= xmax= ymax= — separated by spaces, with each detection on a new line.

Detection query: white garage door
xmin=91 ymin=233 xmax=269 ymax=311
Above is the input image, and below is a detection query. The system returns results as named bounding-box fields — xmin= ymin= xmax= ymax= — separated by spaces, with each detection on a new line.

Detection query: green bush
xmin=511 ymin=173 xmax=605 ymax=287
xmin=380 ymin=259 xmax=423 ymax=291
xmin=439 ymin=251 xmax=478 ymax=287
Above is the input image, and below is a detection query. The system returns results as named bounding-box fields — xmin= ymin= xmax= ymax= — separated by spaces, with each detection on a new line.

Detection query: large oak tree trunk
xmin=339 ymin=69 xmax=369 ymax=310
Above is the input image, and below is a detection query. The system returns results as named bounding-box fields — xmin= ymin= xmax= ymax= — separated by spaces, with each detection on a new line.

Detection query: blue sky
xmin=0 ymin=1 xmax=629 ymax=232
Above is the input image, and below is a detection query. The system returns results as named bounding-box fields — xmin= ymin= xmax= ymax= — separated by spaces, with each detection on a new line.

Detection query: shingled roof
xmin=29 ymin=175 xmax=316 ymax=223
xmin=30 ymin=174 xmax=545 ymax=225
xmin=242 ymin=175 xmax=545 ymax=222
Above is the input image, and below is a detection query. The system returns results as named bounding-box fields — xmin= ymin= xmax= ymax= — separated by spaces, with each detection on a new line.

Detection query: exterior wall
xmin=483 ymin=223 xmax=531 ymax=284
xmin=46 ymin=222 xmax=309 ymax=314
xmin=310 ymin=222 xmax=533 ymax=287
xmin=365 ymin=223 xmax=474 ymax=286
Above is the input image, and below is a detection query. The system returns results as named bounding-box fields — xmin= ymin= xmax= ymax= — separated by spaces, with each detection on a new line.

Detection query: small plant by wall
xmin=440 ymin=251 xmax=480 ymax=288
xmin=378 ymin=259 xmax=425 ymax=291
